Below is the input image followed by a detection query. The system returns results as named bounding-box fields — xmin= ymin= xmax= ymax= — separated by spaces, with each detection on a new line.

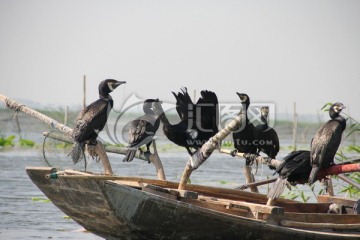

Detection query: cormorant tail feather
xmin=123 ymin=148 xmax=137 ymax=162
xmin=308 ymin=166 xmax=320 ymax=185
xmin=70 ymin=141 xmax=85 ymax=164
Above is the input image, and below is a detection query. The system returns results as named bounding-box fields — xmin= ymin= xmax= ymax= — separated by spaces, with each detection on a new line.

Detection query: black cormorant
xmin=232 ymin=93 xmax=257 ymax=154
xmin=267 ymin=150 xmax=312 ymax=199
xmin=308 ymin=102 xmax=346 ymax=185
xmin=70 ymin=79 xmax=126 ymax=163
xmin=255 ymin=106 xmax=280 ymax=159
xmin=153 ymin=88 xmax=219 ymax=156
xmin=123 ymin=99 xmax=161 ymax=162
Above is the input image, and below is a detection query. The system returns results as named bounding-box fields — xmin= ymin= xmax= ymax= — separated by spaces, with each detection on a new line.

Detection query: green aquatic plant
xmin=31 ymin=197 xmax=51 ymax=203
xmin=0 ymin=135 xmax=16 ymax=147
xmin=19 ymin=138 xmax=36 ymax=147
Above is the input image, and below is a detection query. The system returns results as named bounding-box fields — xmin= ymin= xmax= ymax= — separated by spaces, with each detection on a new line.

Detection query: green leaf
xmin=321 ymin=102 xmax=332 ymax=111
xmin=348 ymin=145 xmax=360 ymax=153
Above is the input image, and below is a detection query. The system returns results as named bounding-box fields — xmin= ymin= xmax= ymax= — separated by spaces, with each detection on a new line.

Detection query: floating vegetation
xmin=0 ymin=134 xmax=37 ymax=149
xmin=19 ymin=138 xmax=35 ymax=147
xmin=0 ymin=135 xmax=16 ymax=147
xmin=31 ymin=197 xmax=51 ymax=203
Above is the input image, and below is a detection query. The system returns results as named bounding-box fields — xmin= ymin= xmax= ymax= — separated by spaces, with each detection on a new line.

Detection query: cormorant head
xmin=99 ymin=79 xmax=126 ymax=96
xmin=260 ymin=106 xmax=269 ymax=118
xmin=143 ymin=99 xmax=162 ymax=114
xmin=329 ymin=102 xmax=345 ymax=118
xmin=236 ymin=92 xmax=250 ymax=109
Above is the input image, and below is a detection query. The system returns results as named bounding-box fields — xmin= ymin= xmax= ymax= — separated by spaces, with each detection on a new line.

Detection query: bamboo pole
xmin=83 ymin=75 xmax=86 ymax=109
xmin=87 ymin=141 xmax=113 ymax=175
xmin=338 ymin=174 xmax=360 ymax=189
xmin=43 ymin=131 xmax=166 ymax=180
xmin=292 ymin=101 xmax=298 ymax=151
xmin=235 ymin=178 xmax=277 ymax=190
xmin=0 ymin=94 xmax=73 ymax=136
xmin=178 ymin=113 xmax=246 ymax=190
xmin=220 ymin=148 xmax=283 ymax=169
xmin=0 ymin=94 xmax=165 ymax=178
xmin=243 ymin=166 xmax=259 ymax=192
xmin=64 ymin=106 xmax=69 ymax=126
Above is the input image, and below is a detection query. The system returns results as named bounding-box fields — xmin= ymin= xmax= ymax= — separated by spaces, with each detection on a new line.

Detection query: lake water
xmin=0 ymin=148 xmax=344 ymax=239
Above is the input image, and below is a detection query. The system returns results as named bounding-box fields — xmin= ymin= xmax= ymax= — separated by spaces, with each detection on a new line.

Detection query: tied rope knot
xmin=243 ymin=153 xmax=258 ymax=166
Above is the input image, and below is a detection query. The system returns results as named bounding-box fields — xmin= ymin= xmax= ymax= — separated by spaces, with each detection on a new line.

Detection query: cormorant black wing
xmin=128 ymin=116 xmax=159 ymax=148
xmin=196 ymin=90 xmax=219 ymax=132
xmin=72 ymin=99 xmax=110 ymax=142
xmin=172 ymin=87 xmax=194 ymax=121
xmin=277 ymin=150 xmax=310 ymax=180
xmin=310 ymin=121 xmax=343 ymax=168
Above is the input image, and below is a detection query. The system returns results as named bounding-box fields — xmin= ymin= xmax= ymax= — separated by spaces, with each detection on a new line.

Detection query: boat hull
xmin=26 ymin=167 xmax=360 ymax=240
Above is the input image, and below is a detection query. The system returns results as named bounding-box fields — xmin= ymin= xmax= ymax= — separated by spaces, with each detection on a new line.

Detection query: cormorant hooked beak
xmin=333 ymin=103 xmax=346 ymax=113
xmin=236 ymin=92 xmax=247 ymax=102
xmin=112 ymin=81 xmax=126 ymax=89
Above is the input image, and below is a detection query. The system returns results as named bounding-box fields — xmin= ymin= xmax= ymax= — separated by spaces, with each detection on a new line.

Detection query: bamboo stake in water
xmin=83 ymin=75 xmax=87 ymax=109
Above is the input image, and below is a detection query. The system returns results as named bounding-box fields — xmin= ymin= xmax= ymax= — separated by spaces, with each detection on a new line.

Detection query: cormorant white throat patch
xmin=108 ymin=82 xmax=114 ymax=92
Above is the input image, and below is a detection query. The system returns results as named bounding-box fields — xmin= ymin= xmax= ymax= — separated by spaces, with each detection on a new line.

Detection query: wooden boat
xmin=26 ymin=167 xmax=360 ymax=240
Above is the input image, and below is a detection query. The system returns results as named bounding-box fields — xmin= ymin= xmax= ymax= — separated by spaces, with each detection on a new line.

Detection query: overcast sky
xmin=0 ymin=0 xmax=359 ymax=121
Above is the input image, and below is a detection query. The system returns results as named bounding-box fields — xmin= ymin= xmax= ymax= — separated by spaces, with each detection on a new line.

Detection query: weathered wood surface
xmin=0 ymin=94 xmax=73 ymax=136
xmin=178 ymin=113 xmax=246 ymax=190
xmin=26 ymin=167 xmax=360 ymax=240
xmin=317 ymin=195 xmax=359 ymax=208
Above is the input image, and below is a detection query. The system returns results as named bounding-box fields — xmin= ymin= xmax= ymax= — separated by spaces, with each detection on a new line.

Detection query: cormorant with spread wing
xmin=70 ymin=79 xmax=126 ymax=163
xmin=308 ymin=102 xmax=346 ymax=185
xmin=153 ymin=88 xmax=219 ymax=156
xmin=123 ymin=99 xmax=161 ymax=162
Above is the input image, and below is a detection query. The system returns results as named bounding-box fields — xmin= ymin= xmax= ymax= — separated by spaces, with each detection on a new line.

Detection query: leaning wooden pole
xmin=220 ymin=148 xmax=283 ymax=169
xmin=0 ymin=94 xmax=166 ymax=179
xmin=43 ymin=131 xmax=166 ymax=180
xmin=0 ymin=94 xmax=73 ymax=136
xmin=178 ymin=112 xmax=246 ymax=190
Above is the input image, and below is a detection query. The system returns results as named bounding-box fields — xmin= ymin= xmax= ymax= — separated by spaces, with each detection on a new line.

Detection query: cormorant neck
xmin=241 ymin=103 xmax=250 ymax=123
xmin=99 ymin=93 xmax=112 ymax=100
xmin=334 ymin=115 xmax=346 ymax=131
xmin=158 ymin=112 xmax=170 ymax=125
xmin=260 ymin=115 xmax=268 ymax=126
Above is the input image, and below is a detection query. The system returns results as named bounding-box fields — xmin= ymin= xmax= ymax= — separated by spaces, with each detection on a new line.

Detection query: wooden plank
xmin=142 ymin=185 xmax=177 ymax=200
xmin=273 ymin=201 xmax=331 ymax=213
xmin=317 ymin=195 xmax=358 ymax=208
xmin=181 ymin=198 xmax=250 ymax=218
xmin=280 ymin=220 xmax=360 ymax=230
xmin=169 ymin=189 xmax=198 ymax=199
xmin=198 ymin=196 xmax=284 ymax=220
xmin=283 ymin=212 xmax=360 ymax=225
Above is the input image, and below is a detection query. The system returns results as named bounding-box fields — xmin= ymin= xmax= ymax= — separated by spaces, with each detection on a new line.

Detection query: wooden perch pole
xmin=43 ymin=131 xmax=166 ymax=180
xmin=0 ymin=94 xmax=73 ymax=136
xmin=178 ymin=113 xmax=246 ymax=190
xmin=220 ymin=148 xmax=283 ymax=169
xmin=235 ymin=178 xmax=277 ymax=190
xmin=0 ymin=94 xmax=165 ymax=178
xmin=338 ymin=174 xmax=360 ymax=190
xmin=87 ymin=141 xmax=113 ymax=175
